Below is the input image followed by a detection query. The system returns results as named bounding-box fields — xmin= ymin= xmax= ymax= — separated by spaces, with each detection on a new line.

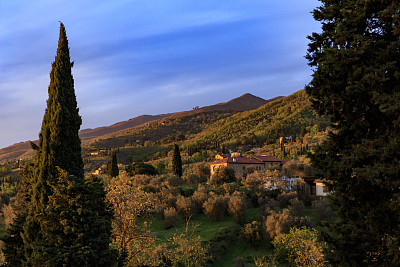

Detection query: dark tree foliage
xmin=172 ymin=144 xmax=182 ymax=177
xmin=107 ymin=150 xmax=119 ymax=178
xmin=306 ymin=1 xmax=400 ymax=265
xmin=3 ymin=23 xmax=115 ymax=266
xmin=125 ymin=162 xmax=158 ymax=176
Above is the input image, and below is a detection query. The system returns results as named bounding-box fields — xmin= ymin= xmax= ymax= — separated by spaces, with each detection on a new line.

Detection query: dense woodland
xmin=1 ymin=0 xmax=400 ymax=266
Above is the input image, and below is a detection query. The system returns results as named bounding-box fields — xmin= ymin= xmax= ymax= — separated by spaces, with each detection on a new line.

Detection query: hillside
xmin=184 ymin=90 xmax=329 ymax=154
xmin=0 ymin=93 xmax=273 ymax=163
xmin=84 ymin=93 xmax=281 ymax=149
xmin=79 ymin=114 xmax=170 ymax=140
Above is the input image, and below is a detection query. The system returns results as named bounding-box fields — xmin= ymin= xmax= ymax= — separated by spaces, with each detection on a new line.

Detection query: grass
xmin=149 ymin=213 xmax=237 ymax=243
xmin=147 ymin=206 xmax=276 ymax=266
xmin=214 ymin=239 xmax=273 ymax=267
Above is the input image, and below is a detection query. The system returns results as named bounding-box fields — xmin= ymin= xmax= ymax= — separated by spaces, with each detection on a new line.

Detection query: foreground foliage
xmin=306 ymin=0 xmax=400 ymax=264
xmin=2 ymin=23 xmax=114 ymax=266
xmin=273 ymin=227 xmax=326 ymax=267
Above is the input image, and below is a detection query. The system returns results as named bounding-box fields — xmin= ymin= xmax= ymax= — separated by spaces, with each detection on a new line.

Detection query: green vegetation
xmin=172 ymin=144 xmax=182 ymax=177
xmin=2 ymin=23 xmax=115 ymax=266
xmin=107 ymin=150 xmax=119 ymax=178
xmin=306 ymin=0 xmax=400 ymax=265
xmin=185 ymin=90 xmax=328 ymax=155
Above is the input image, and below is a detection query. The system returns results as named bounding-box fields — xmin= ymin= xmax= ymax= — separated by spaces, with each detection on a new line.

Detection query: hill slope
xmin=79 ymin=114 xmax=170 ymax=140
xmin=0 ymin=93 xmax=273 ymax=163
xmin=185 ymin=90 xmax=329 ymax=151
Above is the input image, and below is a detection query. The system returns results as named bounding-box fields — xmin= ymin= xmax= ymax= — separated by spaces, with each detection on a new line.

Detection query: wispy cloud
xmin=0 ymin=0 xmax=320 ymax=148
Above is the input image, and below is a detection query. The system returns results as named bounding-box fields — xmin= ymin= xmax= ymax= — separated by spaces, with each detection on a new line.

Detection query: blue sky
xmin=0 ymin=0 xmax=320 ymax=149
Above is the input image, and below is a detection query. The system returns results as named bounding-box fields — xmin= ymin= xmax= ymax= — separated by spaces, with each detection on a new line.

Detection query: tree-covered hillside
xmin=186 ymin=90 xmax=329 ymax=152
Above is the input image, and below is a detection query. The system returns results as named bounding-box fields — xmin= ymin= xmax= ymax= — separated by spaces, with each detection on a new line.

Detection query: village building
xmin=210 ymin=154 xmax=329 ymax=196
xmin=214 ymin=154 xmax=230 ymax=160
xmin=315 ymin=179 xmax=329 ymax=196
xmin=253 ymin=154 xmax=283 ymax=169
xmin=209 ymin=153 xmax=284 ymax=177
xmin=210 ymin=156 xmax=265 ymax=177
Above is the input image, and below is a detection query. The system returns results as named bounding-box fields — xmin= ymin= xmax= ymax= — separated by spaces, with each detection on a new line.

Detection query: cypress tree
xmin=3 ymin=23 xmax=115 ymax=266
xmin=171 ymin=144 xmax=182 ymax=177
xmin=306 ymin=1 xmax=400 ymax=265
xmin=107 ymin=151 xmax=119 ymax=178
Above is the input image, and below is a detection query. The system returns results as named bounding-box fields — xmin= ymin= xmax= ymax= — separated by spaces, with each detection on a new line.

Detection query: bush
xmin=264 ymin=209 xmax=311 ymax=239
xmin=1 ymin=204 xmax=15 ymax=229
xmin=228 ymin=192 xmax=247 ymax=225
xmin=288 ymin=198 xmax=305 ymax=217
xmin=191 ymin=163 xmax=210 ymax=182
xmin=222 ymin=182 xmax=237 ymax=195
xmin=312 ymin=198 xmax=335 ymax=224
xmin=210 ymin=166 xmax=236 ymax=185
xmin=176 ymin=195 xmax=195 ymax=219
xmin=166 ymin=174 xmax=183 ymax=188
xmin=164 ymin=207 xmax=179 ymax=229
xmin=126 ymin=162 xmax=158 ymax=176
xmin=192 ymin=185 xmax=209 ymax=214
xmin=182 ymin=173 xmax=201 ymax=186
xmin=277 ymin=191 xmax=298 ymax=209
xmin=203 ymin=194 xmax=227 ymax=220
xmin=272 ymin=227 xmax=327 ymax=267
xmin=242 ymin=221 xmax=263 ymax=247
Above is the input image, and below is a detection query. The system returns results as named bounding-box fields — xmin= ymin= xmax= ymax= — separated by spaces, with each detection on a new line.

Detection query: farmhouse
xmin=209 ymin=153 xmax=284 ymax=177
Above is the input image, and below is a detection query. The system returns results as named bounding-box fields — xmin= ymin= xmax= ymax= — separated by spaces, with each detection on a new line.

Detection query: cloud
xmin=0 ymin=0 xmax=321 ymax=148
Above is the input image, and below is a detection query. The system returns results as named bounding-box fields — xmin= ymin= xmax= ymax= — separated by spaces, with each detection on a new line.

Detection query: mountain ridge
xmin=0 ymin=92 xmax=277 ymax=163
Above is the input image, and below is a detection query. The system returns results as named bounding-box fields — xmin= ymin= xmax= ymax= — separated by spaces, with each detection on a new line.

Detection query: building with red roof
xmin=209 ymin=153 xmax=285 ymax=177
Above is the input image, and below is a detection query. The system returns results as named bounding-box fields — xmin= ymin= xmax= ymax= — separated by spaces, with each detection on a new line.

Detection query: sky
xmin=0 ymin=0 xmax=321 ymax=149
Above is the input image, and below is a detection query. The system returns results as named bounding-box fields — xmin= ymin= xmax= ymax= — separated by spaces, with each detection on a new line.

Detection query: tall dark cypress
xmin=172 ymin=144 xmax=182 ymax=177
xmin=3 ymin=23 xmax=115 ymax=266
xmin=107 ymin=151 xmax=119 ymax=178
xmin=306 ymin=1 xmax=400 ymax=265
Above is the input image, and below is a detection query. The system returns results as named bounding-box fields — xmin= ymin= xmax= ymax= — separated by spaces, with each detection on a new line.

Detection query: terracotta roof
xmin=210 ymin=157 xmax=264 ymax=165
xmin=253 ymin=155 xmax=282 ymax=162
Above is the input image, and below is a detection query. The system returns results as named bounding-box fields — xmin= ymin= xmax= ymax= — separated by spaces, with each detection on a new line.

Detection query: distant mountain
xmin=0 ymin=141 xmax=36 ymax=163
xmin=188 ymin=90 xmax=329 ymax=150
xmin=79 ymin=114 xmax=170 ymax=140
xmin=0 ymin=93 xmax=275 ymax=163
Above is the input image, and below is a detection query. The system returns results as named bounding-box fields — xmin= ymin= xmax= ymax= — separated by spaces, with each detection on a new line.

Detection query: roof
xmin=210 ymin=157 xmax=264 ymax=165
xmin=253 ymin=155 xmax=282 ymax=162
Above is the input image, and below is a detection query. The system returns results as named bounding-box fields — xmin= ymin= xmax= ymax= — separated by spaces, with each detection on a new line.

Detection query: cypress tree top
xmin=37 ymin=22 xmax=83 ymax=180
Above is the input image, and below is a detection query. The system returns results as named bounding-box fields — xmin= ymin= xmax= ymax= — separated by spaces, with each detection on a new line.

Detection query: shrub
xmin=288 ymin=198 xmax=305 ymax=217
xmin=228 ymin=192 xmax=247 ymax=225
xmin=164 ymin=207 xmax=179 ymax=229
xmin=191 ymin=163 xmax=210 ymax=182
xmin=192 ymin=185 xmax=209 ymax=213
xmin=160 ymin=187 xmax=179 ymax=208
xmin=242 ymin=221 xmax=263 ymax=247
xmin=277 ymin=191 xmax=298 ymax=209
xmin=244 ymin=171 xmax=266 ymax=196
xmin=203 ymin=194 xmax=227 ymax=220
xmin=222 ymin=182 xmax=237 ymax=195
xmin=176 ymin=195 xmax=195 ymax=219
xmin=182 ymin=173 xmax=200 ymax=186
xmin=312 ymin=198 xmax=335 ymax=224
xmin=210 ymin=166 xmax=236 ymax=185
xmin=272 ymin=227 xmax=327 ymax=267
xmin=126 ymin=162 xmax=158 ymax=176
xmin=264 ymin=209 xmax=311 ymax=239
xmin=166 ymin=174 xmax=184 ymax=187
xmin=1 ymin=204 xmax=15 ymax=229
